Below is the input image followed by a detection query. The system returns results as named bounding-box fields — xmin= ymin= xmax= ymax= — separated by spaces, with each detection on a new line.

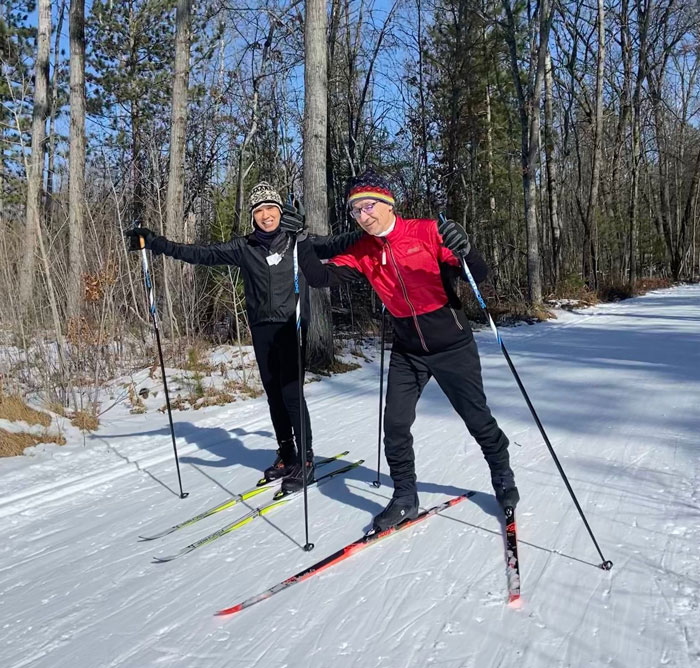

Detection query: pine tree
xmin=0 ymin=0 xmax=37 ymax=219
xmin=86 ymin=0 xmax=176 ymax=222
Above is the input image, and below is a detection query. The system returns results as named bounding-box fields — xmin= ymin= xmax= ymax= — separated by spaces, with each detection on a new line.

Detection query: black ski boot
xmin=372 ymin=494 xmax=420 ymax=532
xmin=263 ymin=439 xmax=296 ymax=482
xmin=492 ymin=467 xmax=520 ymax=509
xmin=280 ymin=451 xmax=315 ymax=495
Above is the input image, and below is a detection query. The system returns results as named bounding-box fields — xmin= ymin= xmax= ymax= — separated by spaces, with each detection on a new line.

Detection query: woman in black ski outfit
xmin=126 ymin=182 xmax=359 ymax=494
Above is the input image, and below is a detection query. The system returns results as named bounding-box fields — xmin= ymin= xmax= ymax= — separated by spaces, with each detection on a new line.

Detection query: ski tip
xmin=508 ymin=594 xmax=522 ymax=608
xmin=215 ymin=604 xmax=242 ymax=617
xmin=152 ymin=555 xmax=177 ymax=564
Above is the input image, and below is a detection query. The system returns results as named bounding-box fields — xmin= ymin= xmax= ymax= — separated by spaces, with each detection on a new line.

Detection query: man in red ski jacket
xmin=295 ymin=168 xmax=518 ymax=531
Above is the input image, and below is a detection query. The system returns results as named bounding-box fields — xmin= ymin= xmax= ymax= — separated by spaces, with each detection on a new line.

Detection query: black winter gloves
xmin=125 ymin=227 xmax=157 ymax=251
xmin=280 ymin=200 xmax=306 ymax=236
xmin=437 ymin=218 xmax=471 ymax=256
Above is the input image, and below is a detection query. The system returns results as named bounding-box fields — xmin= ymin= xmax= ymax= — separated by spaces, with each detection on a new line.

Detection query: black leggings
xmin=251 ymin=321 xmax=312 ymax=457
xmin=383 ymin=337 xmax=510 ymax=497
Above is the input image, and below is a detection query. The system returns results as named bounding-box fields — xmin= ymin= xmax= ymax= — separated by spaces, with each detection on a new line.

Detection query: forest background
xmin=1 ymin=0 xmax=699 ymax=426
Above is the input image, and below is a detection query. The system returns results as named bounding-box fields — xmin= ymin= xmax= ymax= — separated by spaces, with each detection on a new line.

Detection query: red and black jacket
xmin=298 ymin=216 xmax=488 ymax=354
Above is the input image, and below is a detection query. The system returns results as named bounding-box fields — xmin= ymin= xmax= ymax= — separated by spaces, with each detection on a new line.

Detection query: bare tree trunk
xmin=416 ymin=0 xmax=431 ymax=212
xmin=628 ymin=0 xmax=650 ymax=285
xmin=651 ymin=85 xmax=677 ymax=274
xmin=485 ymin=77 xmax=500 ymax=285
xmin=629 ymin=110 xmax=641 ymax=286
xmin=611 ymin=0 xmax=631 ymax=226
xmin=165 ymin=0 xmax=191 ymax=240
xmin=502 ymin=0 xmax=550 ymax=304
xmin=676 ymin=146 xmax=700 ymax=279
xmin=304 ymin=0 xmax=333 ymax=368
xmin=583 ymin=0 xmax=605 ymax=289
xmin=67 ymin=0 xmax=86 ymax=320
xmin=19 ymin=0 xmax=51 ymax=316
xmin=544 ymin=47 xmax=561 ymax=287
xmin=46 ymin=0 xmax=66 ymax=230
xmin=164 ymin=0 xmax=192 ymax=332
xmin=0 ymin=127 xmax=4 ymax=225
xmin=37 ymin=212 xmax=74 ymax=406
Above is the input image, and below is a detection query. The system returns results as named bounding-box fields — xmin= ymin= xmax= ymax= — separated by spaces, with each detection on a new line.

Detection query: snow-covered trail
xmin=1 ymin=285 xmax=698 ymax=668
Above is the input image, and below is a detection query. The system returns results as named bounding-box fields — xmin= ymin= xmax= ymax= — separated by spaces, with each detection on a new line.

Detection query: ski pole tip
xmin=371 ymin=480 xmax=381 ymax=488
xmin=601 ymin=560 xmax=613 ymax=571
xmin=303 ymin=542 xmax=315 ymax=552
xmin=180 ymin=492 xmax=190 ymax=499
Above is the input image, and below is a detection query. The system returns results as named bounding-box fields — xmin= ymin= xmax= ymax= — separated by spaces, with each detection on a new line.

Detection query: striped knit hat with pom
xmin=346 ymin=168 xmax=395 ymax=208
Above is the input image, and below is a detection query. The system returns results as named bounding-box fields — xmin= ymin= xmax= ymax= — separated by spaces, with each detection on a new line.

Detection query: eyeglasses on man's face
xmin=349 ymin=201 xmax=377 ymax=219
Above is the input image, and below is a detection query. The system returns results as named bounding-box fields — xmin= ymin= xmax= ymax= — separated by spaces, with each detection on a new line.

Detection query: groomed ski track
xmin=1 ymin=284 xmax=698 ymax=668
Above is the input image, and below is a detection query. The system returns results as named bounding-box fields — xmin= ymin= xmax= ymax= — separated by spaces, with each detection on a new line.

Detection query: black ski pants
xmin=251 ymin=321 xmax=312 ymax=459
xmin=383 ymin=336 xmax=510 ymax=497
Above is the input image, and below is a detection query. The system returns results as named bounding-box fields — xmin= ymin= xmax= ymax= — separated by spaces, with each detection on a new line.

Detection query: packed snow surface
xmin=1 ymin=285 xmax=699 ymax=667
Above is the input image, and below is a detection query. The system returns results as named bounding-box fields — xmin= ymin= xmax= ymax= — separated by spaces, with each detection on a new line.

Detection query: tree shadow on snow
xmin=97 ymin=423 xmax=279 ymax=498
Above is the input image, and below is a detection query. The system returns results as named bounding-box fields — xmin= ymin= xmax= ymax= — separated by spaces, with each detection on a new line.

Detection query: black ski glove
xmin=280 ymin=200 xmax=306 ymax=235
xmin=437 ymin=218 xmax=471 ymax=256
xmin=125 ymin=227 xmax=157 ymax=251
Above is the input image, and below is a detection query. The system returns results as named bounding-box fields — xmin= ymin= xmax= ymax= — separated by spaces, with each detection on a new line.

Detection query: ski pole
xmin=372 ymin=304 xmax=386 ymax=488
xmin=290 ymin=197 xmax=313 ymax=552
xmin=439 ymin=213 xmax=612 ymax=570
xmin=136 ymin=227 xmax=188 ymax=499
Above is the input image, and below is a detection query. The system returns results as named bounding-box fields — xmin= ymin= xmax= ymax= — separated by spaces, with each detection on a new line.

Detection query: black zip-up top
xmin=149 ymin=229 xmax=361 ymax=327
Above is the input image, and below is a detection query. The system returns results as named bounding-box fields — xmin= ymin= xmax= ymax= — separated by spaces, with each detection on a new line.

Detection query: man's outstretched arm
xmin=297 ymin=236 xmax=365 ymax=287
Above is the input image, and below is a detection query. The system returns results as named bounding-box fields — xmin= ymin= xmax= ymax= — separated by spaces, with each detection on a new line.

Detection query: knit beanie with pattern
xmin=249 ymin=181 xmax=283 ymax=213
xmin=346 ymin=168 xmax=395 ymax=208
